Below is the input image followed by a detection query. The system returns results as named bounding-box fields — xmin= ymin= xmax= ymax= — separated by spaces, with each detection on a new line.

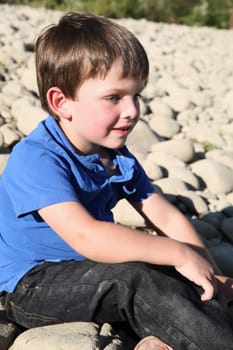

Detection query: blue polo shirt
xmin=0 ymin=116 xmax=154 ymax=292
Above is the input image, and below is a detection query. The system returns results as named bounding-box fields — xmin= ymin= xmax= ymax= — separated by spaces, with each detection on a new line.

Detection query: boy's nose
xmin=121 ymin=99 xmax=139 ymax=120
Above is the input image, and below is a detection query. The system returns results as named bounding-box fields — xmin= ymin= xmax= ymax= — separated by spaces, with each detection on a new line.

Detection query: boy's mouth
xmin=113 ymin=126 xmax=132 ymax=136
xmin=112 ymin=125 xmax=132 ymax=134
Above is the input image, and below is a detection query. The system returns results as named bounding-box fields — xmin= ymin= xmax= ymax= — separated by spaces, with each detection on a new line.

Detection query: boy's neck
xmin=99 ymin=148 xmax=119 ymax=176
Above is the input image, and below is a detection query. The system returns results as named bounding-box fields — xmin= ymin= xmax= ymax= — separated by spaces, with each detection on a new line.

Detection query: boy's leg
xmin=2 ymin=260 xmax=233 ymax=350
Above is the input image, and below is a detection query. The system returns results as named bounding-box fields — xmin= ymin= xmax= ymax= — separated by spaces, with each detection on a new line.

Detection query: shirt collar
xmin=44 ymin=115 xmax=135 ymax=182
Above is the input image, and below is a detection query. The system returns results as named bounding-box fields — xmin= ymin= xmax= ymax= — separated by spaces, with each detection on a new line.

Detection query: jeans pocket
xmin=7 ymin=298 xmax=61 ymax=328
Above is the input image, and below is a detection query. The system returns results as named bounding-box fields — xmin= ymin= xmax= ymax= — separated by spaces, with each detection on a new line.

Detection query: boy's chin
xmin=108 ymin=142 xmax=126 ymax=150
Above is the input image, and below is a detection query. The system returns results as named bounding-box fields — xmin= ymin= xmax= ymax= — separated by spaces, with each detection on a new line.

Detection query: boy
xmin=0 ymin=12 xmax=233 ymax=350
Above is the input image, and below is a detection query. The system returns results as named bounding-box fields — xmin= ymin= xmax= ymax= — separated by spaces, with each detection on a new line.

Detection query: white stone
xmin=126 ymin=120 xmax=160 ymax=155
xmin=150 ymin=139 xmax=195 ymax=163
xmin=154 ymin=76 xmax=181 ymax=96
xmin=154 ymin=177 xmax=188 ymax=195
xmin=0 ymin=124 xmax=22 ymax=147
xmin=148 ymin=151 xmax=186 ymax=170
xmin=149 ymin=100 xmax=174 ymax=118
xmin=185 ymin=90 xmax=211 ymax=108
xmin=185 ymin=123 xmax=225 ymax=148
xmin=112 ymin=199 xmax=146 ymax=227
xmin=162 ymin=94 xmax=191 ymax=113
xmin=168 ymin=167 xmax=200 ymax=189
xmin=11 ymin=97 xmax=46 ymax=135
xmin=178 ymin=190 xmax=208 ymax=215
xmin=0 ymin=131 xmax=4 ymax=147
xmin=10 ymin=322 xmax=123 ymax=350
xmin=191 ymin=159 xmax=233 ymax=195
xmin=141 ymin=158 xmax=163 ymax=181
xmin=149 ymin=115 xmax=180 ymax=138
xmin=0 ymin=153 xmax=9 ymax=175
xmin=220 ymin=122 xmax=233 ymax=136
xmin=20 ymin=67 xmax=38 ymax=94
xmin=206 ymin=150 xmax=233 ymax=170
xmin=226 ymin=192 xmax=233 ymax=205
xmin=2 ymin=81 xmax=25 ymax=97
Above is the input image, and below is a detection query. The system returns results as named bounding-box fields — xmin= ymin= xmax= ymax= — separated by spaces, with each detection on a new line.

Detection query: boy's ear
xmin=46 ymin=87 xmax=72 ymax=119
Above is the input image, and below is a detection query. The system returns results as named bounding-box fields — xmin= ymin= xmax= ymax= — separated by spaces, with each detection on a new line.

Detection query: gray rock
xmin=220 ymin=217 xmax=233 ymax=242
xmin=9 ymin=322 xmax=124 ymax=350
xmin=203 ymin=211 xmax=225 ymax=229
xmin=209 ymin=243 xmax=233 ymax=278
xmin=190 ymin=218 xmax=222 ymax=243
xmin=0 ymin=320 xmax=23 ymax=350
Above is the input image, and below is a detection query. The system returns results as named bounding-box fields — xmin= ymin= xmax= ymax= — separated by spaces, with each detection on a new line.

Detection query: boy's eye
xmin=106 ymin=94 xmax=142 ymax=104
xmin=106 ymin=95 xmax=121 ymax=104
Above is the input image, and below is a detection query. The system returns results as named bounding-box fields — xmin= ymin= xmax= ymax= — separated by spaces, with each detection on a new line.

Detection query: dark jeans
xmin=2 ymin=260 xmax=233 ymax=349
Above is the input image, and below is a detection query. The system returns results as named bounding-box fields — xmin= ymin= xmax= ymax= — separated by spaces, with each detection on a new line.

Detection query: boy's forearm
xmin=38 ymin=201 xmax=185 ymax=267
xmin=135 ymin=193 xmax=222 ymax=275
xmin=77 ymin=220 xmax=219 ymax=301
xmin=149 ymin=209 xmax=222 ymax=275
xmin=159 ymin=211 xmax=222 ymax=275
xmin=76 ymin=220 xmax=186 ymax=267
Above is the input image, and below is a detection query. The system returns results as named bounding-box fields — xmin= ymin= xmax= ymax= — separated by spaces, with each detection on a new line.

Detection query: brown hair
xmin=35 ymin=12 xmax=149 ymax=117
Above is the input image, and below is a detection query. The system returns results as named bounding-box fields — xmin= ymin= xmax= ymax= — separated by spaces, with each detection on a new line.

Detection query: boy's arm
xmin=131 ymin=192 xmax=221 ymax=273
xmin=132 ymin=191 xmax=233 ymax=305
xmin=38 ymin=200 xmax=216 ymax=301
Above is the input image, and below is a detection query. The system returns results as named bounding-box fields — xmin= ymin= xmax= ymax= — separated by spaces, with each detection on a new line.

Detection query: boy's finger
xmin=200 ymin=279 xmax=216 ymax=301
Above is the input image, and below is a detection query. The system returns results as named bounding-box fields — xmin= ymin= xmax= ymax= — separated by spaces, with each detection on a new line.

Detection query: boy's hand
xmin=175 ymin=247 xmax=217 ymax=301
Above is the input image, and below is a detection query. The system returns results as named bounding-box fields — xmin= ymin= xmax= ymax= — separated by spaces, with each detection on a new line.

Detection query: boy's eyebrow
xmin=103 ymin=85 xmax=145 ymax=95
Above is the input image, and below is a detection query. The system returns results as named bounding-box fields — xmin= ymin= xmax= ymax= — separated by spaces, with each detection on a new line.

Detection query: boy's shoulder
xmin=4 ymin=116 xmax=66 ymax=173
xmin=11 ymin=116 xmax=65 ymax=157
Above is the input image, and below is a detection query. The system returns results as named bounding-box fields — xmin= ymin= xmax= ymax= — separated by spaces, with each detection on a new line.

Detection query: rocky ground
xmin=0 ymin=4 xmax=233 ymax=349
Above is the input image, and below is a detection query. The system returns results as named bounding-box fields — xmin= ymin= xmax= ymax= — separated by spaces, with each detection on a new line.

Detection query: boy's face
xmin=59 ymin=59 xmax=145 ymax=154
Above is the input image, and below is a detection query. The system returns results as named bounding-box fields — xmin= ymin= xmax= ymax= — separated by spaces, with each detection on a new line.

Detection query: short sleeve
xmin=4 ymin=142 xmax=79 ymax=217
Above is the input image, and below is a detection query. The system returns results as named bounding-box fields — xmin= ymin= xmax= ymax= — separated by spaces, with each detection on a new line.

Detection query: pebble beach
xmin=0 ymin=4 xmax=233 ymax=349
